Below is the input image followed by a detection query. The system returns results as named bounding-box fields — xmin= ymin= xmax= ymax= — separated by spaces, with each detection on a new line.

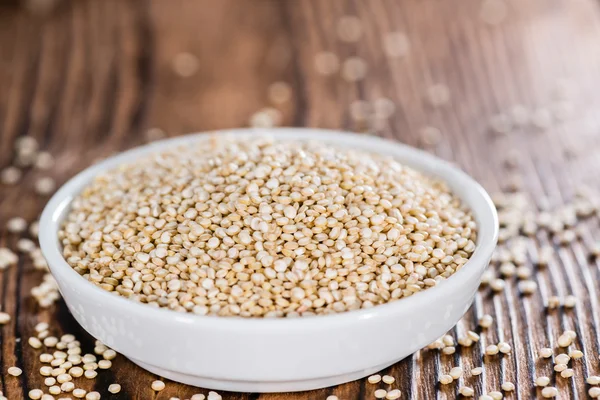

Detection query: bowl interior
xmin=39 ymin=128 xmax=499 ymax=327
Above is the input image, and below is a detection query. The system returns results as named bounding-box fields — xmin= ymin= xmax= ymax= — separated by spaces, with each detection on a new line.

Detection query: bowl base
xmin=130 ymin=357 xmax=398 ymax=393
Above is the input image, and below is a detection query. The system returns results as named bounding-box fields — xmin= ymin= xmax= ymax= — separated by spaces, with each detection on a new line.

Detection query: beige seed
xmin=485 ymin=345 xmax=499 ymax=355
xmin=374 ymin=389 xmax=387 ymax=399
xmin=479 ymin=395 xmax=493 ymax=400
xmin=85 ymin=392 xmax=100 ymax=400
xmin=341 ymin=57 xmax=368 ymax=82
xmin=57 ymin=373 xmax=72 ymax=383
xmin=29 ymin=337 xmax=42 ymax=349
xmin=442 ymin=346 xmax=456 ymax=355
xmin=479 ymin=314 xmax=493 ymax=328
xmin=108 ymin=384 xmax=121 ymax=394
xmin=459 ymin=386 xmax=475 ymax=397
xmin=569 ymin=350 xmax=583 ymax=360
xmin=40 ymin=366 xmax=52 ymax=376
xmin=449 ymin=367 xmax=463 ymax=379
xmin=425 ymin=84 xmax=450 ymax=107
xmin=267 ymin=82 xmax=292 ymax=105
xmin=498 ymin=342 xmax=511 ymax=354
xmin=541 ymin=387 xmax=559 ymax=398
xmin=547 ymin=296 xmax=561 ymax=309
xmin=553 ymin=363 xmax=567 ymax=372
xmin=587 ymin=376 xmax=600 ymax=385
xmin=564 ymin=295 xmax=577 ymax=308
xmin=368 ymin=374 xmax=382 ymax=384
xmin=420 ymin=126 xmax=442 ymax=147
xmin=1 ymin=166 xmax=22 ymax=185
xmin=383 ymin=32 xmax=410 ymax=58
xmin=29 ymin=389 xmax=44 ymax=400
xmin=98 ymin=360 xmax=112 ymax=369
xmin=471 ymin=367 xmax=483 ymax=376
xmin=490 ymin=279 xmax=505 ymax=292
xmin=44 ymin=377 xmax=56 ymax=386
xmin=84 ymin=369 xmax=97 ymax=379
xmin=326 ymin=396 xmax=339 ymax=400
xmin=191 ymin=395 xmax=206 ymax=400
xmin=207 ymin=392 xmax=222 ymax=400
xmin=386 ymin=389 xmax=401 ymax=400
xmin=151 ymin=380 xmax=165 ymax=391
xmin=590 ymin=387 xmax=600 ymax=398
xmin=35 ymin=177 xmax=56 ymax=195
xmin=72 ymin=389 xmax=86 ymax=398
xmin=172 ymin=52 xmax=199 ymax=78
xmin=558 ymin=333 xmax=573 ymax=348
xmin=70 ymin=366 xmax=84 ymax=377
xmin=560 ymin=368 xmax=574 ymax=378
xmin=539 ymin=347 xmax=553 ymax=359
xmin=440 ymin=374 xmax=453 ymax=385
xmin=7 ymin=366 xmax=22 ymax=376
xmin=382 ymin=375 xmax=395 ymax=384
xmin=518 ymin=280 xmax=537 ymax=294
xmin=489 ymin=391 xmax=503 ymax=400
xmin=501 ymin=382 xmax=515 ymax=392
xmin=0 ymin=312 xmax=11 ymax=325
xmin=49 ymin=385 xmax=61 ymax=395
xmin=0 ymin=248 xmax=18 ymax=270
xmin=555 ymin=353 xmax=570 ymax=364
xmin=535 ymin=376 xmax=550 ymax=387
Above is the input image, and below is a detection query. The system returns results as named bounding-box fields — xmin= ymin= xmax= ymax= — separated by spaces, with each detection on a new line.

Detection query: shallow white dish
xmin=40 ymin=128 xmax=498 ymax=393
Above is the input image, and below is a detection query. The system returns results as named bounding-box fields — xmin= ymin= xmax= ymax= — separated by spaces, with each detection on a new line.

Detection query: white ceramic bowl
xmin=40 ymin=128 xmax=498 ymax=393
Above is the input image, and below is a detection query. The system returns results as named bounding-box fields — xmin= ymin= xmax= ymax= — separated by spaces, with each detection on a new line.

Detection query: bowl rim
xmin=39 ymin=127 xmax=498 ymax=331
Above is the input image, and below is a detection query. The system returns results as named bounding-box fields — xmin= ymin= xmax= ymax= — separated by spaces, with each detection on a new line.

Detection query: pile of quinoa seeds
xmin=60 ymin=136 xmax=477 ymax=317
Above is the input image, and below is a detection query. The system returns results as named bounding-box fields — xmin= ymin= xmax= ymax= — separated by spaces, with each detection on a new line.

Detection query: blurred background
xmin=1 ymin=0 xmax=600 ymax=399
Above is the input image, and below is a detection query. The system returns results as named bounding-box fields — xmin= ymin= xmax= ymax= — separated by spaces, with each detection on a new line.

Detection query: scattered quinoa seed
xmin=314 ymin=52 xmax=340 ymax=76
xmin=386 ymin=389 xmax=401 ymax=400
xmin=374 ymin=389 xmax=387 ymax=399
xmin=479 ymin=314 xmax=493 ymax=328
xmin=459 ymin=386 xmax=475 ymax=397
xmin=588 ymin=376 xmax=600 ymax=385
xmin=108 ymin=384 xmax=121 ymax=394
xmin=539 ymin=348 xmax=553 ymax=358
xmin=501 ymin=382 xmax=515 ymax=391
xmin=7 ymin=217 xmax=27 ymax=233
xmin=368 ymin=374 xmax=382 ymax=384
xmin=172 ymin=52 xmax=200 ymax=78
xmin=541 ymin=387 xmax=559 ymax=398
xmin=7 ymin=366 xmax=22 ymax=376
xmin=382 ymin=375 xmax=395 ymax=384
xmin=535 ymin=376 xmax=550 ymax=387
xmin=440 ymin=374 xmax=453 ymax=384
xmin=151 ymin=380 xmax=165 ymax=391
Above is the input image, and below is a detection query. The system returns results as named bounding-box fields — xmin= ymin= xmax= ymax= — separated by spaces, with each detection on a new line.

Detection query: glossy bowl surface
xmin=39 ymin=128 xmax=498 ymax=392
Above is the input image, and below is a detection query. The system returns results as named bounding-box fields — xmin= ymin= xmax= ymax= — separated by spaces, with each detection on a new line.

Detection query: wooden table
xmin=2 ymin=0 xmax=600 ymax=399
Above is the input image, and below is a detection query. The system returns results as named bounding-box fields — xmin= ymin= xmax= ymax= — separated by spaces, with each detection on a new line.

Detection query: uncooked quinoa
xmin=59 ymin=136 xmax=477 ymax=317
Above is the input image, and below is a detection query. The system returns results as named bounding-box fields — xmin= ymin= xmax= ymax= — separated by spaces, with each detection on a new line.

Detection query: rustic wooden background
xmin=2 ymin=0 xmax=600 ymax=399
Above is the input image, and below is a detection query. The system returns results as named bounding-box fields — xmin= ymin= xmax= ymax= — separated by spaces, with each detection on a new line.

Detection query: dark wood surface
xmin=2 ymin=0 xmax=600 ymax=399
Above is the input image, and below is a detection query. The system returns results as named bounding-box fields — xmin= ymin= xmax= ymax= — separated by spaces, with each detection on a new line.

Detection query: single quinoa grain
xmin=151 ymin=380 xmax=165 ymax=391
xmin=541 ymin=387 xmax=558 ymax=398
xmin=60 ymin=137 xmax=477 ymax=317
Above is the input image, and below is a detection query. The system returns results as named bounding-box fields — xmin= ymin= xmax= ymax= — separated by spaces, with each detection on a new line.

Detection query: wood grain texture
xmin=1 ymin=0 xmax=600 ymax=398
